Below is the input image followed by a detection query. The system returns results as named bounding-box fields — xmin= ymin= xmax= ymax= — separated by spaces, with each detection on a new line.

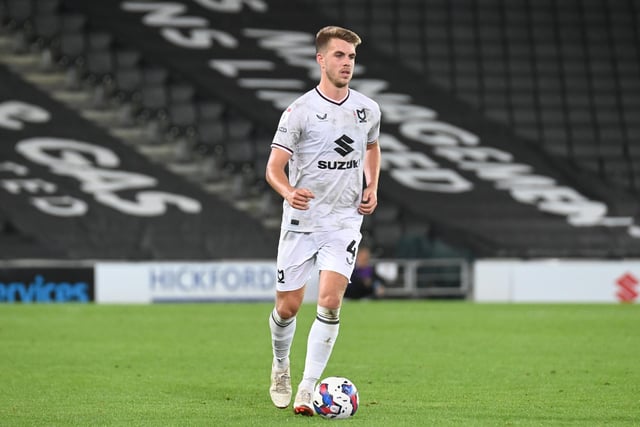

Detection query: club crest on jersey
xmin=355 ymin=108 xmax=367 ymax=123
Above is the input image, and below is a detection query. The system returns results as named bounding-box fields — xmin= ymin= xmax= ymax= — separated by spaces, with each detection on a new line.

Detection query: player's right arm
xmin=265 ymin=147 xmax=315 ymax=210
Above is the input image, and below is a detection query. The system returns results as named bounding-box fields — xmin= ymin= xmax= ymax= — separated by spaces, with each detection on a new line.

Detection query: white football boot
xmin=293 ymin=386 xmax=314 ymax=416
xmin=269 ymin=359 xmax=292 ymax=408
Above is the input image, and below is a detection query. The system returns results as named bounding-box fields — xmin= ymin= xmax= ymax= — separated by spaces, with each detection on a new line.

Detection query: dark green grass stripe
xmin=0 ymin=302 xmax=638 ymax=426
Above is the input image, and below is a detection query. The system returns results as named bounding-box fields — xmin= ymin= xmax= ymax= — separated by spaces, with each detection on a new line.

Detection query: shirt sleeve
xmin=367 ymin=102 xmax=382 ymax=144
xmin=271 ymin=103 xmax=302 ymax=154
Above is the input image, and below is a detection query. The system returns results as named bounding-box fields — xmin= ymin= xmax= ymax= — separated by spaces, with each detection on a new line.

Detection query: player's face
xmin=318 ymin=38 xmax=356 ymax=88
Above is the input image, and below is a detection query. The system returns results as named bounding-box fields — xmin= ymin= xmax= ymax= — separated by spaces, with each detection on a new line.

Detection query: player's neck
xmin=317 ymin=82 xmax=349 ymax=103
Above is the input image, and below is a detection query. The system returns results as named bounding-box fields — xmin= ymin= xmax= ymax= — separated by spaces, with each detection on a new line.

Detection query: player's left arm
xmin=358 ymin=140 xmax=381 ymax=215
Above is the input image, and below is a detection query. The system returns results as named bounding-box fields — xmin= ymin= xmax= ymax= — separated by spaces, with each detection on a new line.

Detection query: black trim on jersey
xmin=315 ymin=87 xmax=350 ymax=106
xmin=271 ymin=143 xmax=294 ymax=154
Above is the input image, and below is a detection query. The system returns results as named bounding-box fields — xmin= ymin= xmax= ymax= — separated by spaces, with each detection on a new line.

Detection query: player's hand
xmin=358 ymin=188 xmax=378 ymax=215
xmin=285 ymin=188 xmax=315 ymax=210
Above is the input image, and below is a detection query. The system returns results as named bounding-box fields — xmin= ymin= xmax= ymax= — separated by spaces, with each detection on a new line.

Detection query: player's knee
xmin=317 ymin=294 xmax=343 ymax=310
xmin=275 ymin=307 xmax=296 ymax=319
xmin=275 ymin=301 xmax=301 ymax=319
xmin=275 ymin=287 xmax=305 ymax=319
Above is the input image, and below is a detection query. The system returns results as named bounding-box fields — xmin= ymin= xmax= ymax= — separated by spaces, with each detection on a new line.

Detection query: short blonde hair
xmin=315 ymin=26 xmax=362 ymax=53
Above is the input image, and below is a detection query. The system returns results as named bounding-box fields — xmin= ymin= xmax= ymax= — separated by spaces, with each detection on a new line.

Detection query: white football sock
xmin=269 ymin=307 xmax=296 ymax=368
xmin=299 ymin=305 xmax=340 ymax=390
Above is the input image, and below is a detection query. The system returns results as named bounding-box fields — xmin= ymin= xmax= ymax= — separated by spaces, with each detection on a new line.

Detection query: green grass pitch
xmin=1 ymin=301 xmax=638 ymax=426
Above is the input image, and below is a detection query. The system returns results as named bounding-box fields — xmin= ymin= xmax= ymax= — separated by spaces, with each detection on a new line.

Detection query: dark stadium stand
xmin=1 ymin=0 xmax=639 ymax=259
xmin=304 ymin=0 xmax=640 ymax=258
xmin=307 ymin=0 xmax=640 ymax=192
xmin=0 ymin=0 xmax=279 ymax=260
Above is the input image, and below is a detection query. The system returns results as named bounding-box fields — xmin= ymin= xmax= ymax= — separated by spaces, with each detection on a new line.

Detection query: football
xmin=313 ymin=376 xmax=359 ymax=419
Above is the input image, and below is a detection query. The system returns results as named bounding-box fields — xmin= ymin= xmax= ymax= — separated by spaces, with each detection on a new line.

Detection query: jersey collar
xmin=315 ymin=86 xmax=350 ymax=105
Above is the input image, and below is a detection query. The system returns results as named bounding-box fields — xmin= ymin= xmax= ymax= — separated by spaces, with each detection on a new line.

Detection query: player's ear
xmin=316 ymin=52 xmax=324 ymax=67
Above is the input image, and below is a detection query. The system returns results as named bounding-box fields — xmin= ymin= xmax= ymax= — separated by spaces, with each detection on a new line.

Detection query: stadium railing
xmin=375 ymin=257 xmax=472 ymax=299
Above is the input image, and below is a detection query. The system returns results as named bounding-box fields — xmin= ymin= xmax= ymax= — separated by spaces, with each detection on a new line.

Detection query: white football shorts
xmin=275 ymin=229 xmax=362 ymax=292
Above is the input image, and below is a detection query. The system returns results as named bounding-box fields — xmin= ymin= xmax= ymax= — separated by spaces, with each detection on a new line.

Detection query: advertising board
xmin=474 ymin=260 xmax=640 ymax=303
xmin=0 ymin=266 xmax=94 ymax=303
xmin=96 ymin=261 xmax=280 ymax=303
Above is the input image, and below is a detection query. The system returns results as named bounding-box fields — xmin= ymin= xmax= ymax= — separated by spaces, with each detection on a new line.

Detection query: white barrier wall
xmin=474 ymin=259 xmax=640 ymax=303
xmin=95 ymin=261 xmax=317 ymax=303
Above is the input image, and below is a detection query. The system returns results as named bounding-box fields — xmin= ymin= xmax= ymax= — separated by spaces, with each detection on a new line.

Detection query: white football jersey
xmin=271 ymin=87 xmax=381 ymax=232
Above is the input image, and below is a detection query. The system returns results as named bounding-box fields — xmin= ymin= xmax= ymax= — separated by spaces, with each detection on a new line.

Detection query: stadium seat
xmin=305 ymin=0 xmax=640 ymax=198
xmin=3 ymin=0 xmax=638 ymax=260
xmin=373 ymin=223 xmax=403 ymax=257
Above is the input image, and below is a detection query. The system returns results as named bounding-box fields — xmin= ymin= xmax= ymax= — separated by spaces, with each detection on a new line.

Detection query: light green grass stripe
xmin=0 ymin=302 xmax=638 ymax=426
